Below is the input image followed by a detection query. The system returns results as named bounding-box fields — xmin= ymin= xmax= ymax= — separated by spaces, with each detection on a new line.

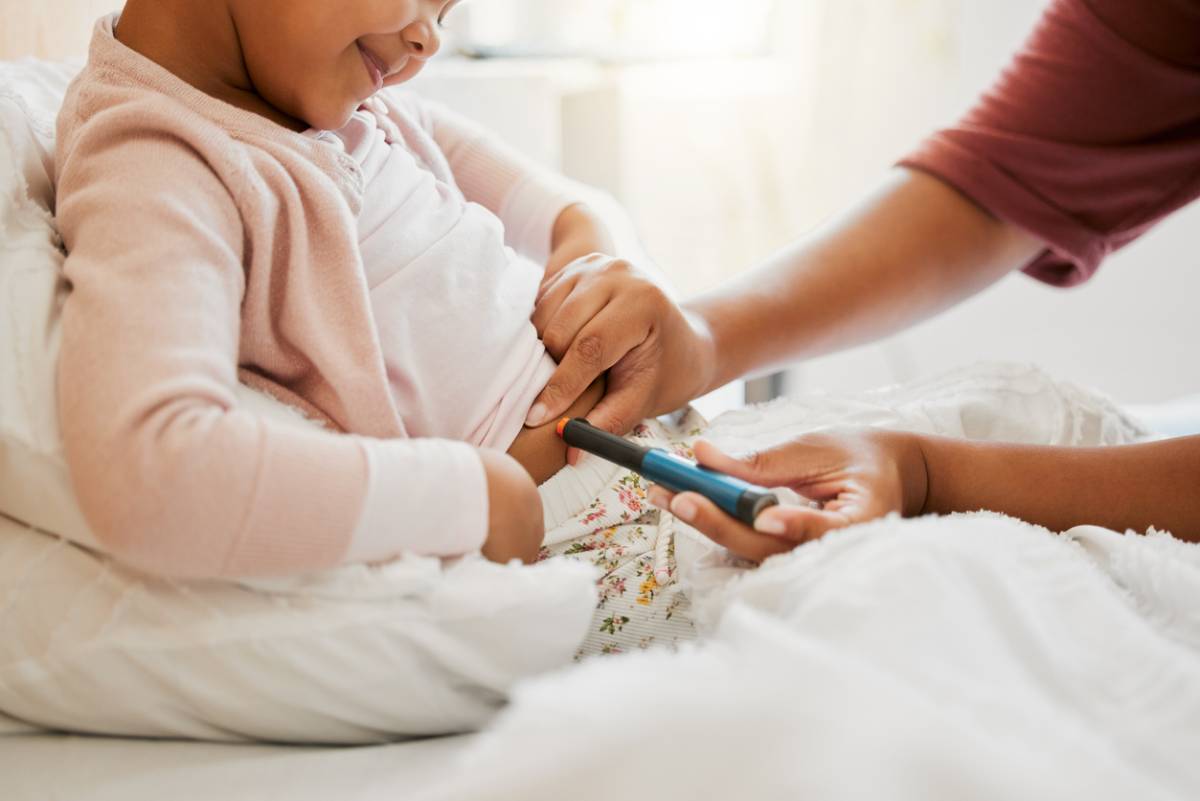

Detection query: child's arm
xmin=55 ymin=115 xmax=536 ymax=579
xmin=407 ymin=96 xmax=594 ymax=266
xmin=546 ymin=202 xmax=616 ymax=281
xmin=646 ymin=432 xmax=1200 ymax=562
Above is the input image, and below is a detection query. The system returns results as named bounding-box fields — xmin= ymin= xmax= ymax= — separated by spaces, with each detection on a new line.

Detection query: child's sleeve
xmin=412 ymin=97 xmax=583 ymax=264
xmin=54 ymin=117 xmax=488 ymax=579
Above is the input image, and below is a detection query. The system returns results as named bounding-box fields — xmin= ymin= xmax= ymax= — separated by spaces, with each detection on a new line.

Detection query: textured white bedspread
xmin=419 ymin=516 xmax=1200 ymax=800
xmin=11 ymin=516 xmax=1191 ymax=801
xmin=416 ymin=365 xmax=1200 ymax=799
xmin=4 ymin=364 xmax=1198 ymax=799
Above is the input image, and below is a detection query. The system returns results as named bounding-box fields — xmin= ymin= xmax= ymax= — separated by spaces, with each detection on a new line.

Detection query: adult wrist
xmin=681 ymin=306 xmax=721 ymax=399
xmin=906 ymin=433 xmax=934 ymax=517
xmin=682 ymin=296 xmax=748 ymax=397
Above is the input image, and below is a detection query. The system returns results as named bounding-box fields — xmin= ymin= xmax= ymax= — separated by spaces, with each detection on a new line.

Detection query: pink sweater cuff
xmin=345 ymin=438 xmax=489 ymax=563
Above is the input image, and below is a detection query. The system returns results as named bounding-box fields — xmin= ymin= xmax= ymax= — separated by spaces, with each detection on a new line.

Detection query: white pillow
xmin=0 ymin=509 xmax=596 ymax=742
xmin=0 ymin=60 xmax=332 ymax=549
xmin=0 ymin=59 xmax=597 ymax=742
xmin=0 ymin=59 xmax=88 ymax=547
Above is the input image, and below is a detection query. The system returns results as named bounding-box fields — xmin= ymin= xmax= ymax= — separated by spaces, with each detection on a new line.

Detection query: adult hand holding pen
xmin=646 ymin=431 xmax=926 ymax=562
xmin=651 ymin=431 xmax=1200 ymax=557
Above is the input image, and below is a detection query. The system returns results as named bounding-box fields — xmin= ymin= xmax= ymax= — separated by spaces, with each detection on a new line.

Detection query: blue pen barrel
xmin=556 ymin=418 xmax=778 ymax=526
xmin=643 ymin=450 xmax=778 ymax=525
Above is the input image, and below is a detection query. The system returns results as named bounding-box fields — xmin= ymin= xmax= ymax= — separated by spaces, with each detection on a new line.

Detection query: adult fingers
xmin=691 ymin=438 xmax=820 ymax=489
xmin=526 ymin=315 xmax=644 ymax=427
xmin=537 ymin=285 xmax=613 ymax=362
xmin=575 ymin=365 xmax=654 ymax=436
xmin=647 ymin=484 xmax=675 ymax=511
xmin=666 ymin=492 xmax=797 ymax=563
xmin=530 ymin=272 xmax=581 ymax=340
xmin=648 ymin=483 xmax=855 ymax=551
xmin=750 ymin=503 xmax=856 ymax=543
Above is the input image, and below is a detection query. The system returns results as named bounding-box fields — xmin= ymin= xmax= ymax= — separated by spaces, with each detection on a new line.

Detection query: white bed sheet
xmin=0 ymin=731 xmax=474 ymax=801
xmin=2 ymin=376 xmax=1195 ymax=801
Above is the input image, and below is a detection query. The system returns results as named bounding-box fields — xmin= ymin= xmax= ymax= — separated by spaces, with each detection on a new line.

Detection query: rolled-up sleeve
xmin=900 ymin=0 xmax=1200 ymax=286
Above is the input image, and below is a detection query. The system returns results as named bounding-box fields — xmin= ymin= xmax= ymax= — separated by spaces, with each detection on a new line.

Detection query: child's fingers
xmin=666 ymin=492 xmax=798 ymax=564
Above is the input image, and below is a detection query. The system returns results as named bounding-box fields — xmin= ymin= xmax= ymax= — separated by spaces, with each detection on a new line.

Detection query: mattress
xmin=0 ymin=731 xmax=474 ymax=801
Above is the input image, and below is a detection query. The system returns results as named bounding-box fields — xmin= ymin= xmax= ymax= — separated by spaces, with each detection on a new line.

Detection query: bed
xmin=0 ymin=3 xmax=491 ymax=795
xmin=4 ymin=375 xmax=1200 ymax=800
xmin=4 ymin=4 xmax=1200 ymax=800
xmin=1 ymin=697 xmax=471 ymax=801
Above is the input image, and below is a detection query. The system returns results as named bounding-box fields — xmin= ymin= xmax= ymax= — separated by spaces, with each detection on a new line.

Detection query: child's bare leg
xmin=508 ymin=377 xmax=606 ymax=484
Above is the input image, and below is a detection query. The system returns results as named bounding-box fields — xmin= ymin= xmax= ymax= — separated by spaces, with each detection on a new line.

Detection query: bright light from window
xmin=451 ymin=0 xmax=776 ymax=61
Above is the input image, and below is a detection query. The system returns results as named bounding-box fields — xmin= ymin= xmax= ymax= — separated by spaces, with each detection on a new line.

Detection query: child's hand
xmin=647 ymin=430 xmax=928 ymax=563
xmin=526 ymin=253 xmax=715 ymax=440
xmin=478 ymin=450 xmax=544 ymax=564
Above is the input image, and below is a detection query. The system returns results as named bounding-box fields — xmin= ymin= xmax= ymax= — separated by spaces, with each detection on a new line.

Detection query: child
xmin=53 ymin=0 xmax=655 ymax=579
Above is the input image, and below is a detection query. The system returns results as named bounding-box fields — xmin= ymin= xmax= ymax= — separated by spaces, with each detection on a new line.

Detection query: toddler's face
xmin=232 ymin=0 xmax=460 ymax=130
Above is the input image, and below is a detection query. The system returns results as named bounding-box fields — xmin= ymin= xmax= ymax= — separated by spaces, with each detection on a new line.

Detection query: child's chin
xmin=306 ymin=103 xmax=359 ymax=132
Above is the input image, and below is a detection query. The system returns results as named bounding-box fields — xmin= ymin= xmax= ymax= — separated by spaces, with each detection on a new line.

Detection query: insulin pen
xmin=556 ymin=418 xmax=779 ymax=526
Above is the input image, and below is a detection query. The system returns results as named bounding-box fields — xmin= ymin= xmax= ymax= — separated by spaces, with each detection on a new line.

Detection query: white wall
xmin=432 ymin=0 xmax=1200 ymax=406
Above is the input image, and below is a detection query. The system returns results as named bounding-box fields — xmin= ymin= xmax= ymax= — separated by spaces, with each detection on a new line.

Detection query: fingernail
xmin=754 ymin=515 xmax=786 ymax=535
xmin=525 ymin=403 xmax=547 ymax=427
xmin=647 ymin=487 xmax=669 ymax=509
xmin=671 ymin=497 xmax=697 ymax=522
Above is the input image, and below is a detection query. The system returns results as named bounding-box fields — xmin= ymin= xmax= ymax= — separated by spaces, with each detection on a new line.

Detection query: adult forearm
xmin=917 ymin=434 xmax=1200 ymax=541
xmin=685 ymin=169 xmax=1043 ymax=393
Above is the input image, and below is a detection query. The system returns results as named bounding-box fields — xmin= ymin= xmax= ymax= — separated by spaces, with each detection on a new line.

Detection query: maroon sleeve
xmin=900 ymin=0 xmax=1200 ymax=286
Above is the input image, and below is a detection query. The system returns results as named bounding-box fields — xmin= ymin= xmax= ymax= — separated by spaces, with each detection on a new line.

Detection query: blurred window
xmin=451 ymin=0 xmax=777 ymax=62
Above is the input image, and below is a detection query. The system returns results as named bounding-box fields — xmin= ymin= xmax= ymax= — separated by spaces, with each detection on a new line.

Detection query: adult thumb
xmin=692 ymin=439 xmax=800 ymax=487
xmin=579 ymin=381 xmax=648 ymax=436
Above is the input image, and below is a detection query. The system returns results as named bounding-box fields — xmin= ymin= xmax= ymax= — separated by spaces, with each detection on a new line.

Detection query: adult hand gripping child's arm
xmin=645 ymin=432 xmax=1200 ymax=563
xmin=417 ymin=100 xmax=717 ymax=443
xmin=526 ymin=201 xmax=717 ymax=441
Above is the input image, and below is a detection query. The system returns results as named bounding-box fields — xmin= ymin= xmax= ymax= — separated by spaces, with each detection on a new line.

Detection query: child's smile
xmin=115 ymin=0 xmax=460 ymax=133
xmin=356 ymin=41 xmax=396 ymax=93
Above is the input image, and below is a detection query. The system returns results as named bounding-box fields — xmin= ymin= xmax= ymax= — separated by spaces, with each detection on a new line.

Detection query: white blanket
xmin=417 ymin=516 xmax=1200 ymax=801
xmin=412 ymin=364 xmax=1200 ymax=800
xmin=6 ymin=362 xmax=1199 ymax=800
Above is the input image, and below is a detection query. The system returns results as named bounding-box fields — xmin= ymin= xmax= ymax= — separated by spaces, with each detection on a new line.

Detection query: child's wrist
xmin=550 ymin=203 xmax=616 ymax=262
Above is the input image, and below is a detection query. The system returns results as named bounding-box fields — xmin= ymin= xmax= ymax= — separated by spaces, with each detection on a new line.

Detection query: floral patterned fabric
xmin=536 ymin=363 xmax=1153 ymax=660
xmin=538 ymin=410 xmax=708 ymax=658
